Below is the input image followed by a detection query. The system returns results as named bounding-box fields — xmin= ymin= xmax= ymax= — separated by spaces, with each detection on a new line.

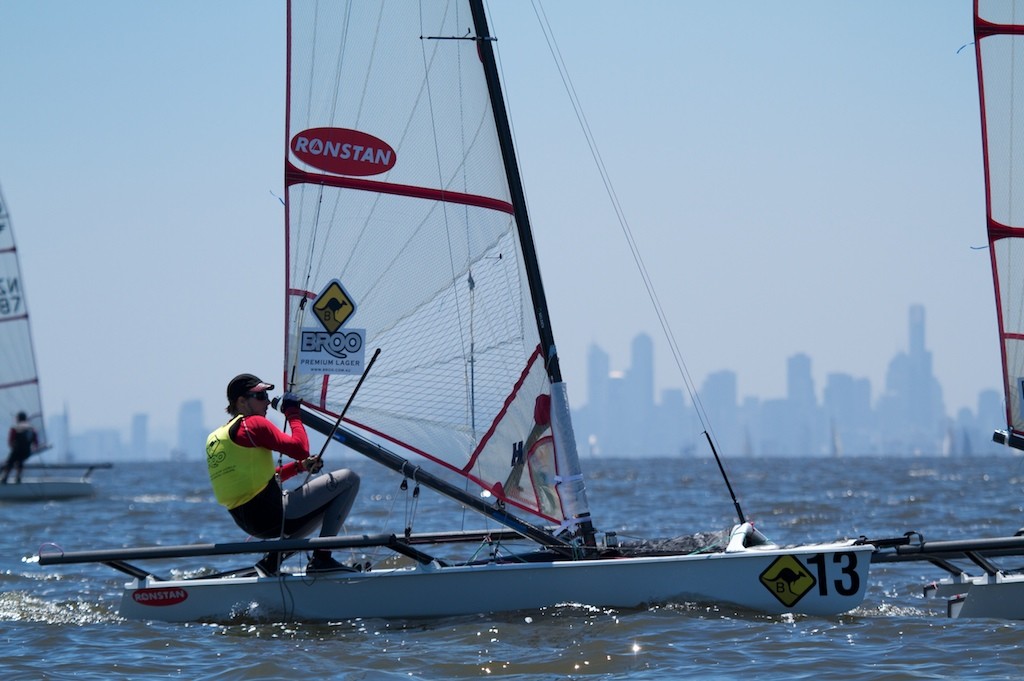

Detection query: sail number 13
xmin=806 ymin=552 xmax=860 ymax=597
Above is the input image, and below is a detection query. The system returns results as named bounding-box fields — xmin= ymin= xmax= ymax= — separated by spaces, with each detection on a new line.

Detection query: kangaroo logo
xmin=312 ymin=280 xmax=356 ymax=333
xmin=759 ymin=555 xmax=816 ymax=607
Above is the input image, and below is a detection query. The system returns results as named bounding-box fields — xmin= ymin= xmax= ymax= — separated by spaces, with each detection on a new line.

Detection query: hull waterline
xmin=118 ymin=541 xmax=873 ymax=623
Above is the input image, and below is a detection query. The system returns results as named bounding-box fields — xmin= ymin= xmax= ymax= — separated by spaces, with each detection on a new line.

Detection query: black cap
xmin=226 ymin=373 xmax=275 ymax=402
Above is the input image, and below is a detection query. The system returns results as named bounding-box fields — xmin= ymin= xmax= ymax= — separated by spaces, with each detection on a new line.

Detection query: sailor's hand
xmin=303 ymin=456 xmax=323 ymax=474
xmin=280 ymin=392 xmax=302 ymax=412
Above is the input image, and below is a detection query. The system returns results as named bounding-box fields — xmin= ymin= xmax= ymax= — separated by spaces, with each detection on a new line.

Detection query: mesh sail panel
xmin=284 ymin=0 xmax=580 ymax=523
xmin=288 ymin=1 xmax=508 ymax=200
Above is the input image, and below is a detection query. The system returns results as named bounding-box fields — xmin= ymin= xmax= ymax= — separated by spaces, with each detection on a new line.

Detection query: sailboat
xmin=0 ymin=185 xmax=110 ymax=502
xmin=867 ymin=0 xmax=1024 ymax=620
xmin=35 ymin=0 xmax=874 ymax=622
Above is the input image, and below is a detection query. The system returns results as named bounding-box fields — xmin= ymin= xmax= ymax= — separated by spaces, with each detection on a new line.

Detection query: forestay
xmin=0 ymin=185 xmax=47 ymax=445
xmin=283 ymin=0 xmax=590 ymax=529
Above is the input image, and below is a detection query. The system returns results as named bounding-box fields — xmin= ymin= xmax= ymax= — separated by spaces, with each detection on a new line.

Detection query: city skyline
xmin=571 ymin=305 xmax=1001 ymax=458
xmin=0 ymin=3 xmax=998 ymax=442
xmin=50 ymin=304 xmax=1005 ymax=461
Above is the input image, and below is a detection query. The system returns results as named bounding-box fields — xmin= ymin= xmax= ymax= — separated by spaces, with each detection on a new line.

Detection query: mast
xmin=468 ymin=0 xmax=561 ymax=383
xmin=468 ymin=1 xmax=596 ymax=543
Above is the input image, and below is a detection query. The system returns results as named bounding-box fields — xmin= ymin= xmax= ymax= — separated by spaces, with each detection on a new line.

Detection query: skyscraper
xmin=176 ymin=400 xmax=206 ymax=459
xmin=787 ymin=353 xmax=815 ymax=410
xmin=586 ymin=343 xmax=610 ymax=418
xmin=877 ymin=304 xmax=946 ymax=454
xmin=131 ymin=413 xmax=148 ymax=460
xmin=628 ymin=333 xmax=655 ymax=410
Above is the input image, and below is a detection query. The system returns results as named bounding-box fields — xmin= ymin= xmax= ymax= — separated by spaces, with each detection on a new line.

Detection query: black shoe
xmin=306 ymin=553 xmax=357 ymax=574
xmin=255 ymin=552 xmax=282 ymax=577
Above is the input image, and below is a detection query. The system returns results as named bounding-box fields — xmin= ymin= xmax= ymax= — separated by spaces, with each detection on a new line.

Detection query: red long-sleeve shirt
xmin=230 ymin=410 xmax=310 ymax=483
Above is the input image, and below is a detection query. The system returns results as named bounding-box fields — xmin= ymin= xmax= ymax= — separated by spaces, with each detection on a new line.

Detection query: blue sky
xmin=0 ymin=1 xmax=995 ymax=438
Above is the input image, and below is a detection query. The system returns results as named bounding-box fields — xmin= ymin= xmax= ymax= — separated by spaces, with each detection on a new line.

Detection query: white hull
xmin=0 ymin=479 xmax=94 ymax=501
xmin=926 ymin=572 xmax=1024 ymax=619
xmin=118 ymin=541 xmax=873 ymax=622
xmin=872 ymin=532 xmax=1024 ymax=619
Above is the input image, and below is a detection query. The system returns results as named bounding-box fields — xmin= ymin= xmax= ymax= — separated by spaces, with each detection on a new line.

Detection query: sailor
xmin=206 ymin=373 xmax=360 ymax=575
xmin=1 ymin=411 xmax=39 ymax=484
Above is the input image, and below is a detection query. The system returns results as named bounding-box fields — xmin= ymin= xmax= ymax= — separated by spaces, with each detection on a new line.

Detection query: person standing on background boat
xmin=1 ymin=411 xmax=39 ymax=484
xmin=205 ymin=373 xmax=360 ymax=576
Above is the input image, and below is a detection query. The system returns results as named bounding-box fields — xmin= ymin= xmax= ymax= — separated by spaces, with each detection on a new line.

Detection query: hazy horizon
xmin=0 ymin=1 xmax=998 ymax=435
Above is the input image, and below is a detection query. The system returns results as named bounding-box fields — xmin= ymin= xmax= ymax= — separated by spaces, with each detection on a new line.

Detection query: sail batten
xmin=285 ymin=165 xmax=516 ymax=214
xmin=284 ymin=0 xmax=592 ymax=529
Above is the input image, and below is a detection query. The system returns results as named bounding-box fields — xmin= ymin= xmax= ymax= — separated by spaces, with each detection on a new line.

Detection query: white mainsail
xmin=0 ymin=185 xmax=47 ymax=447
xmin=977 ymin=1 xmax=1024 ymax=447
xmin=283 ymin=0 xmax=591 ymax=528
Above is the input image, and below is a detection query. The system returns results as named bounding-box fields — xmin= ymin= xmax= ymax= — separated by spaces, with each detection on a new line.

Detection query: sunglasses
xmin=246 ymin=391 xmax=270 ymax=401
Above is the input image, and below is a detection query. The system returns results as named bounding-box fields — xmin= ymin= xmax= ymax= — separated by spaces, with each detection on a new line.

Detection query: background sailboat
xmin=0 ymin=184 xmax=47 ymax=452
xmin=0 ymin=185 xmax=109 ymax=501
xmin=985 ymin=0 xmax=1024 ymax=453
xmin=869 ymin=0 xmax=1024 ymax=620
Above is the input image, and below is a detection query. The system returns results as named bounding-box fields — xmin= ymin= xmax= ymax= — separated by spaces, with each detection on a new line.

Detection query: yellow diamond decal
xmin=759 ymin=555 xmax=816 ymax=608
xmin=312 ymin=281 xmax=355 ymax=334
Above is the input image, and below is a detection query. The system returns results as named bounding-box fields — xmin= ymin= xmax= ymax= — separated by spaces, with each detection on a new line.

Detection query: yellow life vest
xmin=206 ymin=415 xmax=276 ymax=509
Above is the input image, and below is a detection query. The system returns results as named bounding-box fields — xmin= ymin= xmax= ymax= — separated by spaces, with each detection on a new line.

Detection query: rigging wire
xmin=522 ymin=2 xmax=726 ymax=454
xmin=418 ymin=3 xmax=483 ymax=534
xmin=512 ymin=0 xmax=745 ymax=519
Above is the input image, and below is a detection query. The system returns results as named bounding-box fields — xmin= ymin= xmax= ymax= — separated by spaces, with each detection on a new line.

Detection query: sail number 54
xmin=806 ymin=552 xmax=860 ymax=597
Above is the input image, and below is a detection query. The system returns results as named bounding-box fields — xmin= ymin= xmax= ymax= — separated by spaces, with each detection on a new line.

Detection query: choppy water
xmin=3 ymin=454 xmax=1024 ymax=680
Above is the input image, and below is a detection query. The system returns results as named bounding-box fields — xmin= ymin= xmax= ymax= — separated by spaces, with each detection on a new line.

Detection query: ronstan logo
xmin=291 ymin=127 xmax=396 ymax=176
xmin=132 ymin=587 xmax=189 ymax=606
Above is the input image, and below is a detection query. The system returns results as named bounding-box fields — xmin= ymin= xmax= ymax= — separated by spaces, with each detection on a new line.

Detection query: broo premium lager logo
xmin=298 ymin=279 xmax=366 ymax=375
